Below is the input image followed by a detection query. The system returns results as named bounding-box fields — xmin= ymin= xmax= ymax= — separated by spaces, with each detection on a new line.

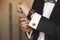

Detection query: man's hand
xmin=17 ymin=2 xmax=30 ymax=16
xmin=19 ymin=18 xmax=32 ymax=32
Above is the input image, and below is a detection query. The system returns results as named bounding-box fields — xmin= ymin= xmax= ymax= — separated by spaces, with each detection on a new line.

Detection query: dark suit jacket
xmin=31 ymin=0 xmax=60 ymax=40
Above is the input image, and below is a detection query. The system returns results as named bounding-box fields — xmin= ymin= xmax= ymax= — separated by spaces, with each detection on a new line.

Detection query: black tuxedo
xmin=31 ymin=0 xmax=60 ymax=40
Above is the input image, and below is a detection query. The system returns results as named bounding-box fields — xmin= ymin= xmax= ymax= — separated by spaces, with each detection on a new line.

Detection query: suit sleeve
xmin=28 ymin=13 xmax=60 ymax=39
xmin=28 ymin=0 xmax=60 ymax=39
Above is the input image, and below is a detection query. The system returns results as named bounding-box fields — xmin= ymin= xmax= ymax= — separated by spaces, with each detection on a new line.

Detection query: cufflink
xmin=32 ymin=23 xmax=36 ymax=26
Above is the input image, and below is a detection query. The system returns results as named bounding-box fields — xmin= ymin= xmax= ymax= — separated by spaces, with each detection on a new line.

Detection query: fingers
xmin=22 ymin=27 xmax=32 ymax=32
xmin=20 ymin=19 xmax=29 ymax=28
xmin=19 ymin=18 xmax=29 ymax=27
xmin=21 ymin=22 xmax=29 ymax=25
xmin=20 ymin=18 xmax=29 ymax=22
xmin=21 ymin=23 xmax=28 ymax=27
xmin=19 ymin=18 xmax=31 ymax=32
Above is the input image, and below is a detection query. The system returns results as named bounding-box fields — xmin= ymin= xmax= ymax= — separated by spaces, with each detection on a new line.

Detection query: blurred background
xmin=0 ymin=0 xmax=34 ymax=40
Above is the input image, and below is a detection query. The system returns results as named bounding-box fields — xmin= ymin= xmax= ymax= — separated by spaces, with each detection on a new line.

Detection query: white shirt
xmin=27 ymin=0 xmax=57 ymax=40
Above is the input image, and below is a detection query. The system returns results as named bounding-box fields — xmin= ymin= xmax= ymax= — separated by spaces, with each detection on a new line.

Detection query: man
xmin=17 ymin=0 xmax=60 ymax=40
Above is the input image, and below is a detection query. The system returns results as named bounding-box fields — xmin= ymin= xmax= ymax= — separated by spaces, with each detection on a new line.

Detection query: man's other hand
xmin=19 ymin=18 xmax=32 ymax=32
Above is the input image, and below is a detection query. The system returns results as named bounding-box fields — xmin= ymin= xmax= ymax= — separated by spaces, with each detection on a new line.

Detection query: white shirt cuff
xmin=28 ymin=13 xmax=41 ymax=29
xmin=26 ymin=30 xmax=33 ymax=39
xmin=43 ymin=2 xmax=55 ymax=19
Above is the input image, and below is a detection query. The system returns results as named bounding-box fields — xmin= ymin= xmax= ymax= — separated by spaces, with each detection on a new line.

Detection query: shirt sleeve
xmin=28 ymin=13 xmax=42 ymax=29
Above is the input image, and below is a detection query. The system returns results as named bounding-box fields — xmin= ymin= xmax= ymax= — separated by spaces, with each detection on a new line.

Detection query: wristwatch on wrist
xmin=27 ymin=9 xmax=35 ymax=20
